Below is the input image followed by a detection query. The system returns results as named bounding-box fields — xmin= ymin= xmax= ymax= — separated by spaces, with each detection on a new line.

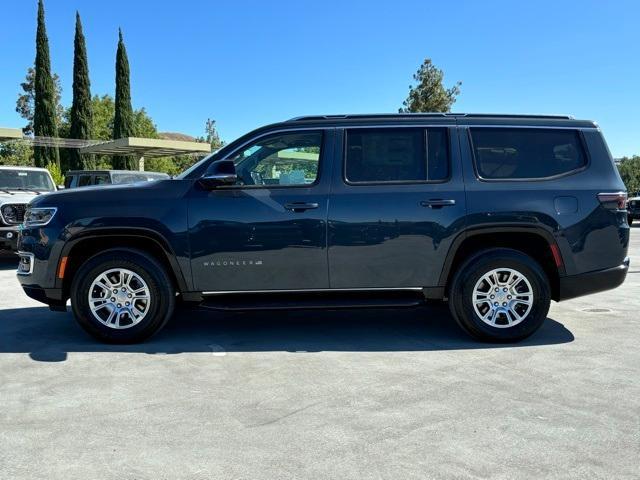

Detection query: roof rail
xmin=286 ymin=113 xmax=574 ymax=122
xmin=286 ymin=113 xmax=449 ymax=122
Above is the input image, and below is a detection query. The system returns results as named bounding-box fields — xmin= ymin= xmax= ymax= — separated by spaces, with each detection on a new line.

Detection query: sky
xmin=0 ymin=0 xmax=638 ymax=157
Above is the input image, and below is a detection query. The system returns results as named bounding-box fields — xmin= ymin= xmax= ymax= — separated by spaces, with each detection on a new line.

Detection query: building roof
xmin=0 ymin=128 xmax=23 ymax=142
xmin=79 ymin=137 xmax=211 ymax=157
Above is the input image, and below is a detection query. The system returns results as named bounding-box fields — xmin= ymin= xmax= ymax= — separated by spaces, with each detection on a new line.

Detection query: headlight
xmin=1 ymin=205 xmax=18 ymax=224
xmin=23 ymin=207 xmax=57 ymax=227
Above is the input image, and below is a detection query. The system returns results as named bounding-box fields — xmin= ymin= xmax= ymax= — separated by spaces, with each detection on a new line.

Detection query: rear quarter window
xmin=470 ymin=128 xmax=587 ymax=180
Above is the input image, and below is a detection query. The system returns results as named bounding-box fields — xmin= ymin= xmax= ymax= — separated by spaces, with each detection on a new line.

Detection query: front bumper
xmin=0 ymin=226 xmax=19 ymax=251
xmin=557 ymin=258 xmax=630 ymax=301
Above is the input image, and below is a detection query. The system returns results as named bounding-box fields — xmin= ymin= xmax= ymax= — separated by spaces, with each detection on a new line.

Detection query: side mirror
xmin=198 ymin=160 xmax=238 ymax=189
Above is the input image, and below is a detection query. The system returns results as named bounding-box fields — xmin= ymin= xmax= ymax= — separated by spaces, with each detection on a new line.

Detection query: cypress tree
xmin=69 ymin=12 xmax=93 ymax=169
xmin=33 ymin=0 xmax=59 ymax=168
xmin=112 ymin=28 xmax=136 ymax=170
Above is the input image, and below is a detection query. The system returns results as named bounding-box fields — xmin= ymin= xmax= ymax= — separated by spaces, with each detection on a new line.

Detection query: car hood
xmin=0 ymin=192 xmax=41 ymax=205
xmin=30 ymin=179 xmax=191 ymax=209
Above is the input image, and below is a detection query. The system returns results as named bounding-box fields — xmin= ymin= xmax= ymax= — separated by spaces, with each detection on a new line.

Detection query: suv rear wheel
xmin=70 ymin=249 xmax=175 ymax=343
xmin=449 ymin=248 xmax=550 ymax=342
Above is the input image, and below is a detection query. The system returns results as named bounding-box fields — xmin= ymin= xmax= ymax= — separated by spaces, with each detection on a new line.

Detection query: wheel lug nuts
xmin=125 ymin=302 xmax=130 ymax=306
xmin=490 ymin=295 xmax=495 ymax=299
xmin=121 ymin=287 xmax=126 ymax=292
xmin=507 ymin=295 xmax=512 ymax=299
xmin=128 ymin=294 xmax=132 ymax=298
xmin=495 ymin=288 xmax=499 ymax=292
xmin=117 ymin=304 xmax=122 ymax=308
xmin=113 ymin=290 xmax=117 ymax=294
xmin=110 ymin=297 xmax=115 ymax=302
xmin=494 ymin=302 xmax=499 ymax=306
xmin=502 ymin=302 xmax=507 ymax=306
xmin=503 ymin=288 xmax=507 ymax=292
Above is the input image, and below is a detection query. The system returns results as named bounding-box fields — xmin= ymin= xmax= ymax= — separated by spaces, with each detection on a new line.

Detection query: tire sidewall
xmin=452 ymin=250 xmax=551 ymax=342
xmin=71 ymin=250 xmax=174 ymax=343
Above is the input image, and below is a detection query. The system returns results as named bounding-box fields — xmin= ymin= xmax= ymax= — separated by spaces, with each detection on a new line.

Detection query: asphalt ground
xmin=0 ymin=227 xmax=638 ymax=479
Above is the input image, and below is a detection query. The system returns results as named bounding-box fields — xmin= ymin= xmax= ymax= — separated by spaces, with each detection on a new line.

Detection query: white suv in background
xmin=0 ymin=166 xmax=56 ymax=252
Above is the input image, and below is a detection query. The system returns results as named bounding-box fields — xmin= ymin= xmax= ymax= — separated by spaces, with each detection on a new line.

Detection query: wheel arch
xmin=57 ymin=228 xmax=189 ymax=299
xmin=439 ymin=226 xmax=563 ymax=301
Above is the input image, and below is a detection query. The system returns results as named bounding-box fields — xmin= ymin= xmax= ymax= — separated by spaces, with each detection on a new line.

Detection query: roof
xmin=79 ymin=137 xmax=211 ymax=157
xmin=0 ymin=127 xmax=23 ymax=142
xmin=65 ymin=169 xmax=169 ymax=176
xmin=282 ymin=113 xmax=596 ymax=128
xmin=0 ymin=165 xmax=49 ymax=172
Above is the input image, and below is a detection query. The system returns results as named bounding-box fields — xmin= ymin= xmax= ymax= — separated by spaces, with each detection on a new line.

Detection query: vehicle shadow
xmin=0 ymin=303 xmax=574 ymax=362
xmin=0 ymin=254 xmax=17 ymax=271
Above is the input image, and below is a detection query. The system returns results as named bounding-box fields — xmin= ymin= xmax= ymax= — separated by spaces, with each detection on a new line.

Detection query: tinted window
xmin=345 ymin=128 xmax=449 ymax=183
xmin=470 ymin=128 xmax=586 ymax=179
xmin=78 ymin=175 xmax=92 ymax=187
xmin=94 ymin=175 xmax=110 ymax=185
xmin=230 ymin=131 xmax=322 ymax=186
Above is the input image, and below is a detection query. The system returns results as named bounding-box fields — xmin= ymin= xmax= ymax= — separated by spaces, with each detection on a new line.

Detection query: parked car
xmin=64 ymin=169 xmax=169 ymax=189
xmin=0 ymin=166 xmax=56 ymax=252
xmin=16 ymin=113 xmax=630 ymax=343
xmin=628 ymin=195 xmax=640 ymax=225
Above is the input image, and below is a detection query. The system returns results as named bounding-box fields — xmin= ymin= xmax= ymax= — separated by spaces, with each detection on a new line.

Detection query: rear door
xmin=188 ymin=128 xmax=334 ymax=292
xmin=327 ymin=125 xmax=466 ymax=288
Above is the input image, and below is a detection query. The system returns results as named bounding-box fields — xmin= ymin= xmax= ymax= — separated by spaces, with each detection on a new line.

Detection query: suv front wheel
xmin=449 ymin=248 xmax=551 ymax=342
xmin=70 ymin=249 xmax=175 ymax=343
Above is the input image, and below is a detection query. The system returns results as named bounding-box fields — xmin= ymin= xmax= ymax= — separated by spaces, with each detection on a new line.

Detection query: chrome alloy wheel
xmin=472 ymin=268 xmax=534 ymax=328
xmin=88 ymin=268 xmax=151 ymax=329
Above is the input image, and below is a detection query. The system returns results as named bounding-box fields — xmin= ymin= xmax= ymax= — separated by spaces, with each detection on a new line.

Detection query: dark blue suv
xmin=16 ymin=113 xmax=630 ymax=343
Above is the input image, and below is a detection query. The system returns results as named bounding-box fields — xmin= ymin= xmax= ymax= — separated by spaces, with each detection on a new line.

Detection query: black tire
xmin=448 ymin=248 xmax=551 ymax=342
xmin=71 ymin=249 xmax=175 ymax=343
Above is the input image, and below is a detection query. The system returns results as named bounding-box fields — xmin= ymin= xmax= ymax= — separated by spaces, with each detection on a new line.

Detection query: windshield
xmin=0 ymin=169 xmax=55 ymax=192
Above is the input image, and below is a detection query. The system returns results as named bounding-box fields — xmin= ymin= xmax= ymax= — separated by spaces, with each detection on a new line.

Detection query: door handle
xmin=284 ymin=202 xmax=319 ymax=212
xmin=420 ymin=199 xmax=456 ymax=209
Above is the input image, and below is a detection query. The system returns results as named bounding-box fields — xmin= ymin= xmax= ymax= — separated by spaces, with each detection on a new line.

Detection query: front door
xmin=188 ymin=129 xmax=333 ymax=292
xmin=327 ymin=126 xmax=466 ymax=289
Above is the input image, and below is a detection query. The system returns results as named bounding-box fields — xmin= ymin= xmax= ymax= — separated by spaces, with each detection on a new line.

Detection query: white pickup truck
xmin=0 ymin=166 xmax=56 ymax=252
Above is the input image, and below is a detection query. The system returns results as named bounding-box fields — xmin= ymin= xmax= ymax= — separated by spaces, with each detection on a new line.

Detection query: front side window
xmin=470 ymin=128 xmax=587 ymax=180
xmin=345 ymin=128 xmax=449 ymax=183
xmin=229 ymin=131 xmax=322 ymax=187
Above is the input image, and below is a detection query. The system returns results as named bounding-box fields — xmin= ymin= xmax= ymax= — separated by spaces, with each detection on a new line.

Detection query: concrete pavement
xmin=0 ymin=228 xmax=638 ymax=479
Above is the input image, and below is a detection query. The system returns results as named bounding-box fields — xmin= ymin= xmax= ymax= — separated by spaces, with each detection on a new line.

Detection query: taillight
xmin=597 ymin=192 xmax=627 ymax=210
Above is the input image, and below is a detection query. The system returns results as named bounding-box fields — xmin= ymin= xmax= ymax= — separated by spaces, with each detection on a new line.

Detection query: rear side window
xmin=470 ymin=128 xmax=587 ymax=180
xmin=78 ymin=175 xmax=92 ymax=187
xmin=345 ymin=128 xmax=449 ymax=183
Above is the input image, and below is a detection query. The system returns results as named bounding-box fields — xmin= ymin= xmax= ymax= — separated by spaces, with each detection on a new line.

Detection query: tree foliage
xmin=0 ymin=141 xmax=34 ymax=167
xmin=400 ymin=58 xmax=461 ymax=113
xmin=69 ymin=12 xmax=93 ymax=170
xmin=112 ymin=29 xmax=136 ymax=169
xmin=33 ymin=0 xmax=60 ymax=167
xmin=16 ymin=67 xmax=63 ymax=135
xmin=618 ymin=157 xmax=640 ymax=196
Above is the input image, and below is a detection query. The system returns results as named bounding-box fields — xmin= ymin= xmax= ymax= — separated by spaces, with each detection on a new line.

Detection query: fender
xmin=437 ymin=224 xmax=564 ymax=287
xmin=57 ymin=227 xmax=190 ymax=292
